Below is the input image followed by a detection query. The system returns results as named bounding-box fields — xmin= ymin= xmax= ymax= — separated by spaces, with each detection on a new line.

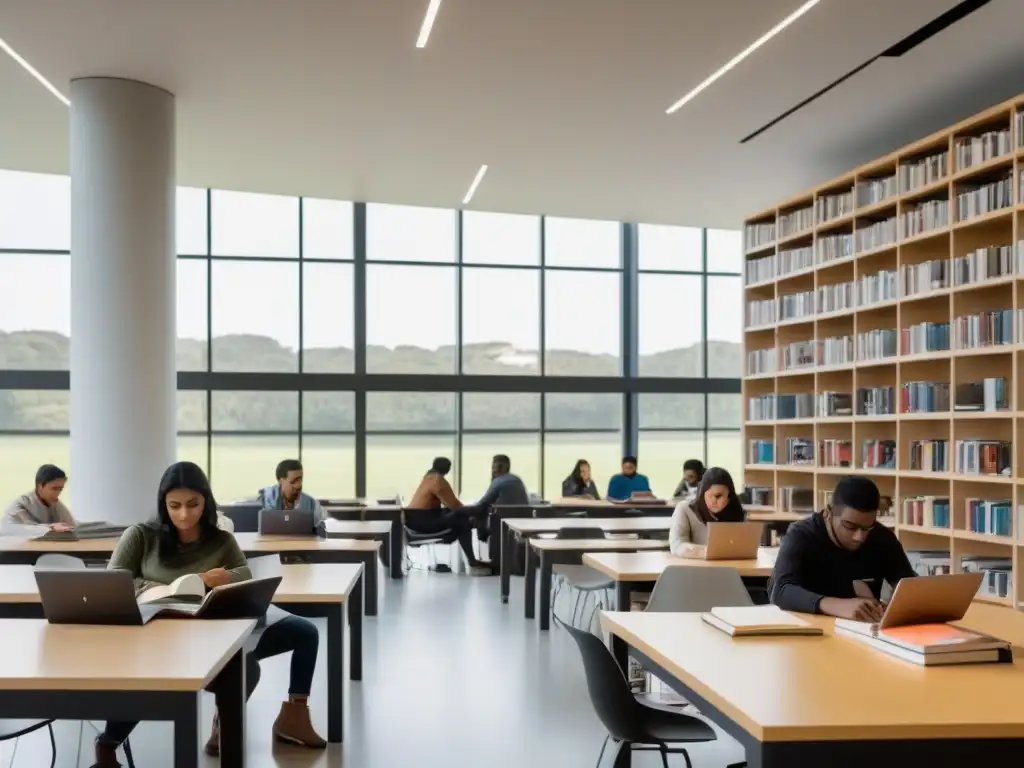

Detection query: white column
xmin=70 ymin=78 xmax=176 ymax=525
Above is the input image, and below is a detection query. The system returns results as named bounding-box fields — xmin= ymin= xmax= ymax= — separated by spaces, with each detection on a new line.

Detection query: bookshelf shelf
xmin=744 ymin=94 xmax=1024 ymax=614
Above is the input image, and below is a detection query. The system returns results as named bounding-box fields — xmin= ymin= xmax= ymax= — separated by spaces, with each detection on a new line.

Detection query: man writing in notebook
xmin=769 ymin=476 xmax=915 ymax=621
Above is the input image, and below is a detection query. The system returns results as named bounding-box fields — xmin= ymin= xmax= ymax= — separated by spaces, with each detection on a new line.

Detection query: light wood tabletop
xmin=322 ymin=520 xmax=393 ymax=536
xmin=0 ymin=536 xmax=121 ymax=553
xmin=553 ymin=497 xmax=673 ymax=508
xmin=601 ymin=605 xmax=1024 ymax=742
xmin=529 ymin=538 xmax=668 ymax=552
xmin=0 ymin=563 xmax=364 ymax=605
xmin=583 ymin=548 xmax=779 ymax=580
xmin=507 ymin=518 xmax=670 ymax=534
xmin=232 ymin=533 xmax=381 ymax=552
xmin=0 ymin=618 xmax=255 ymax=692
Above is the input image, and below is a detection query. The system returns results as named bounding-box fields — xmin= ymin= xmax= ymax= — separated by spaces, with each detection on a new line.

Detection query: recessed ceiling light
xmin=0 ymin=35 xmax=69 ymax=106
xmin=665 ymin=0 xmax=821 ymax=114
xmin=462 ymin=164 xmax=488 ymax=205
xmin=416 ymin=0 xmax=444 ymax=49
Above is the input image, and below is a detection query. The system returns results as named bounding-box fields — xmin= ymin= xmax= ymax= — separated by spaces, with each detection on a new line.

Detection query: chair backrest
xmin=219 ymin=503 xmax=261 ymax=533
xmin=35 ymin=553 xmax=87 ymax=569
xmin=559 ymin=619 xmax=647 ymax=742
xmin=248 ymin=553 xmax=283 ymax=580
xmin=557 ymin=526 xmax=606 ymax=540
xmin=646 ymin=565 xmax=753 ymax=613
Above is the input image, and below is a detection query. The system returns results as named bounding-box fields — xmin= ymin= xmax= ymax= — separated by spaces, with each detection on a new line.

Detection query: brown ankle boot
xmin=92 ymin=742 xmax=121 ymax=768
xmin=272 ymin=700 xmax=327 ymax=748
xmin=205 ymin=711 xmax=220 ymax=756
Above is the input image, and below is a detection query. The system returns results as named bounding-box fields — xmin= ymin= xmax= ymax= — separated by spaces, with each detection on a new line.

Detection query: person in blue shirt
xmin=260 ymin=459 xmax=325 ymax=527
xmin=607 ymin=455 xmax=652 ymax=501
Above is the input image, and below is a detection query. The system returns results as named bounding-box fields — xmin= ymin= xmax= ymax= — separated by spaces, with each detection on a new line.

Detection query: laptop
xmin=259 ymin=508 xmax=315 ymax=536
xmin=876 ymin=572 xmax=983 ymax=629
xmin=35 ymin=567 xmax=283 ymax=625
xmin=703 ymin=522 xmax=764 ymax=560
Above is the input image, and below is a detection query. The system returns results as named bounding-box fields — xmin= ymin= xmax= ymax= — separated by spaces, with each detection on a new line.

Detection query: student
xmin=671 ymin=458 xmax=705 ymax=499
xmin=405 ymin=457 xmax=491 ymax=575
xmin=561 ymin=459 xmax=600 ymax=499
xmin=606 ymin=456 xmax=651 ymax=501
xmin=93 ymin=461 xmax=325 ymax=767
xmin=409 ymin=456 xmax=464 ymax=509
xmin=260 ymin=459 xmax=325 ymax=526
xmin=769 ymin=476 xmax=915 ymax=621
xmin=669 ymin=467 xmax=745 ymax=557
xmin=477 ymin=454 xmax=529 ymax=509
xmin=2 ymin=464 xmax=75 ymax=532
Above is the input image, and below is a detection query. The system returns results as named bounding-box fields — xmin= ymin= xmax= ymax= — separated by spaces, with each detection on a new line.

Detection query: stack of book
xmin=902 ymin=496 xmax=950 ymax=528
xmin=862 ymin=440 xmax=896 ymax=469
xmin=955 ymin=440 xmax=1012 ymax=476
xmin=909 ymin=439 xmax=949 ymax=472
xmin=818 ymin=391 xmax=852 ymax=417
xmin=901 ymin=321 xmax=950 ymax=354
xmin=784 ymin=438 xmax=814 ymax=466
xmin=835 ymin=620 xmax=1010 ymax=666
xmin=953 ymin=309 xmax=1015 ymax=349
xmin=747 ymin=440 xmax=774 ymax=465
xmin=954 ymin=378 xmax=1009 ymax=412
xmin=703 ymin=605 xmax=823 ymax=637
xmin=907 ymin=549 xmax=951 ymax=575
xmin=818 ymin=439 xmax=852 ymax=468
xmin=961 ymin=556 xmax=1013 ymax=599
xmin=856 ymin=386 xmax=895 ymax=416
xmin=901 ymin=380 xmax=950 ymax=414
xmin=965 ymin=498 xmax=1012 ymax=537
xmin=778 ymin=487 xmax=814 ymax=513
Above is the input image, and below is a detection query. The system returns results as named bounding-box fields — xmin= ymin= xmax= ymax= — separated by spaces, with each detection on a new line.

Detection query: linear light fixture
xmin=462 ymin=164 xmax=488 ymax=205
xmin=665 ymin=0 xmax=821 ymax=115
xmin=0 ymin=35 xmax=69 ymax=106
xmin=416 ymin=0 xmax=444 ymax=48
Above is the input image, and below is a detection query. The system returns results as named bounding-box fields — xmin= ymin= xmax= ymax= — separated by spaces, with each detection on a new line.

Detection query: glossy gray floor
xmin=1 ymin=569 xmax=745 ymax=767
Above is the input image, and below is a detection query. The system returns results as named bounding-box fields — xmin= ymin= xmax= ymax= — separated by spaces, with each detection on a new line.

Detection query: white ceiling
xmin=1 ymin=0 xmax=1023 ymax=227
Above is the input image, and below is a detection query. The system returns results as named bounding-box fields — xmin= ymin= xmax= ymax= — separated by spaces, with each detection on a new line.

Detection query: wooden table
xmin=525 ymin=538 xmax=669 ymax=630
xmin=0 ymin=534 xmax=384 ymax=617
xmin=601 ymin=604 xmax=1024 ymax=767
xmin=0 ymin=618 xmax=254 ymax=768
xmin=324 ymin=504 xmax=404 ymax=580
xmin=500 ymin=517 xmax=671 ymax=605
xmin=0 ymin=562 xmax=362 ymax=743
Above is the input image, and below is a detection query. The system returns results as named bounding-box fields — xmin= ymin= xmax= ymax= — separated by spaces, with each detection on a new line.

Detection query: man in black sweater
xmin=769 ymin=476 xmax=915 ymax=621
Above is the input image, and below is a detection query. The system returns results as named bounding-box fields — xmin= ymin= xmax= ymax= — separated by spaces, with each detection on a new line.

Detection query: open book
xmin=139 ymin=576 xmax=282 ymax=623
xmin=138 ymin=574 xmax=206 ymax=605
xmin=702 ymin=605 xmax=823 ymax=637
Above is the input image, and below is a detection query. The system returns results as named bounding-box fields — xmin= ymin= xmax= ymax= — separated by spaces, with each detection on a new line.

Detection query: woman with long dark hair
xmin=92 ymin=462 xmax=326 ymax=768
xmin=561 ymin=459 xmax=600 ymax=499
xmin=669 ymin=466 xmax=745 ymax=558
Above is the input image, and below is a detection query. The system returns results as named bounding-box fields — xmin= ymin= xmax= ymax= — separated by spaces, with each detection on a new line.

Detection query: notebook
xmin=836 ymin=622 xmax=1011 ymax=666
xmin=701 ymin=605 xmax=823 ymax=637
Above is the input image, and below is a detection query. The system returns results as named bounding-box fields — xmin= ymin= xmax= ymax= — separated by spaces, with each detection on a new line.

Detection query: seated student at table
xmin=561 ymin=459 xmax=600 ymax=499
xmin=405 ymin=457 xmax=492 ymax=576
xmin=606 ymin=455 xmax=651 ymax=501
xmin=93 ymin=461 xmax=326 ymax=767
xmin=671 ymin=458 xmax=705 ymax=499
xmin=669 ymin=467 xmax=744 ymax=557
xmin=260 ymin=458 xmax=325 ymax=526
xmin=2 ymin=464 xmax=75 ymax=533
xmin=769 ymin=475 xmax=915 ymax=622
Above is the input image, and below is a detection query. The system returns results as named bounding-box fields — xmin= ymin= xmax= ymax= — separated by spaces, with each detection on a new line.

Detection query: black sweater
xmin=561 ymin=477 xmax=600 ymax=499
xmin=768 ymin=513 xmax=915 ymax=614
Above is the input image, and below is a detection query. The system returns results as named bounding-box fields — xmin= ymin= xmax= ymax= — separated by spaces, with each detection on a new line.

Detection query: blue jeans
xmin=98 ymin=615 xmax=319 ymax=746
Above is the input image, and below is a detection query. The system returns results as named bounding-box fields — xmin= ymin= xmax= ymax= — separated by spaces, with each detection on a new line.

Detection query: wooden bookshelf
xmin=743 ymin=95 xmax=1024 ymax=612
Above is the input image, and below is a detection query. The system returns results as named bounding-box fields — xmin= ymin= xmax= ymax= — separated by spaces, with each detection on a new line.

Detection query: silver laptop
xmin=704 ymin=522 xmax=764 ymax=560
xmin=259 ymin=508 xmax=315 ymax=536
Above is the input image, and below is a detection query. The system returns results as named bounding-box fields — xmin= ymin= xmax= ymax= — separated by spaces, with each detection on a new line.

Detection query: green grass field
xmin=0 ymin=433 xmax=742 ymax=510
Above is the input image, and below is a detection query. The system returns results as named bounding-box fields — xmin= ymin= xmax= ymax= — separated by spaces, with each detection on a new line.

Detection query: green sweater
xmin=109 ymin=522 xmax=252 ymax=596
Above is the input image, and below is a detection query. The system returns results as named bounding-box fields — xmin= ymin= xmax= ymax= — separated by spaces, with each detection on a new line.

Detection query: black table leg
xmin=539 ymin=550 xmax=553 ymax=631
xmin=214 ymin=649 xmax=246 ymax=768
xmin=173 ymin=693 xmax=201 ymax=768
xmin=361 ymin=552 xmax=378 ymax=616
xmin=347 ymin=576 xmax=363 ymax=682
xmin=389 ymin=518 xmax=404 ymax=579
xmin=500 ymin=520 xmax=512 ymax=604
xmin=614 ymin=579 xmax=631 ymax=611
xmin=524 ymin=541 xmax=537 ymax=620
xmin=327 ymin=601 xmax=344 ymax=742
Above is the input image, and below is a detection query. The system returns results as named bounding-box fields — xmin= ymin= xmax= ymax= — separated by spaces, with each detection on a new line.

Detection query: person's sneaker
xmin=92 ymin=742 xmax=121 ymax=768
xmin=272 ymin=700 xmax=327 ymax=748
xmin=205 ymin=711 xmax=220 ymax=756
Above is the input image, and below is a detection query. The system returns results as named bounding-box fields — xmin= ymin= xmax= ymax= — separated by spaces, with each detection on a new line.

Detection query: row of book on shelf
xmin=746 ymin=437 xmax=1012 ymax=476
xmin=748 ymin=378 xmax=1008 ymax=420
xmin=746 ymin=310 xmax=1024 ymax=374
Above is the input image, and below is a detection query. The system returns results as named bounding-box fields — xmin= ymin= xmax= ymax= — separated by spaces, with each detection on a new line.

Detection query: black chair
xmin=402 ymin=509 xmax=460 ymax=571
xmin=0 ymin=720 xmax=56 ymax=768
xmin=218 ymin=503 xmax=261 ymax=533
xmin=560 ymin=619 xmax=745 ymax=768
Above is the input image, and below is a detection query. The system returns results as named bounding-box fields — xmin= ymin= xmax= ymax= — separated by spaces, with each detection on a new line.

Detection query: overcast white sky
xmin=0 ymin=169 xmax=742 ymax=355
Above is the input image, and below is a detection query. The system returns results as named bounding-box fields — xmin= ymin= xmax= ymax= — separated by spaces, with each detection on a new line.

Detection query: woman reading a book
xmin=93 ymin=461 xmax=326 ymax=768
xmin=669 ymin=467 xmax=745 ymax=558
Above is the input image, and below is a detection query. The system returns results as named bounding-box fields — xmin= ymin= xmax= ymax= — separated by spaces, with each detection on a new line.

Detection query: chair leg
xmin=123 ymin=737 xmax=137 ymax=768
xmin=47 ymin=723 xmax=56 ymax=768
xmin=659 ymin=746 xmax=671 ymax=768
xmin=594 ymin=734 xmax=611 ymax=767
xmin=571 ymin=590 xmax=584 ymax=628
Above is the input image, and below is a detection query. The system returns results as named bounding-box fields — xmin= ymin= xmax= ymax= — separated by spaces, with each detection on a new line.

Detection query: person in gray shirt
xmin=467 ymin=454 xmax=529 ymax=554
xmin=2 ymin=464 xmax=76 ymax=533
